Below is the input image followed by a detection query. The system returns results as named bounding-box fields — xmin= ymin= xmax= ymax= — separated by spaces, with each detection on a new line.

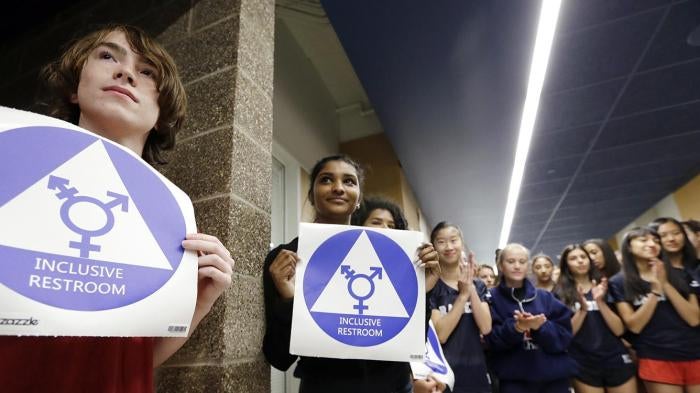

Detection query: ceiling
xmin=321 ymin=0 xmax=700 ymax=261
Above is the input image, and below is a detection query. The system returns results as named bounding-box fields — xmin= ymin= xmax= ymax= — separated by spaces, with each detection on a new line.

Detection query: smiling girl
xmin=554 ymin=245 xmax=635 ymax=393
xmin=429 ymin=222 xmax=492 ymax=393
xmin=649 ymin=218 xmax=699 ymax=295
xmin=263 ymin=155 xmax=438 ymax=393
xmin=609 ymin=227 xmax=700 ymax=393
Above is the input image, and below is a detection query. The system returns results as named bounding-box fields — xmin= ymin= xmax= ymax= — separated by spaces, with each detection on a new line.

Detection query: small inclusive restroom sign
xmin=410 ymin=320 xmax=455 ymax=390
xmin=0 ymin=107 xmax=198 ymax=337
xmin=291 ymin=223 xmax=425 ymax=362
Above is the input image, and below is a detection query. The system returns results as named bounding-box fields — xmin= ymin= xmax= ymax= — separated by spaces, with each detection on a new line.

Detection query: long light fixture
xmin=498 ymin=0 xmax=562 ymax=248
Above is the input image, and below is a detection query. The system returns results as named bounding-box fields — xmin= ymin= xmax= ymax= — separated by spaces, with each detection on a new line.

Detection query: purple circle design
xmin=0 ymin=126 xmax=186 ymax=311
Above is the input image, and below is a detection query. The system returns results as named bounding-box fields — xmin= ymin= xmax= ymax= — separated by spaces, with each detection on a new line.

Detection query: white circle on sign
xmin=68 ymin=200 xmax=109 ymax=231
xmin=350 ymin=277 xmax=372 ymax=298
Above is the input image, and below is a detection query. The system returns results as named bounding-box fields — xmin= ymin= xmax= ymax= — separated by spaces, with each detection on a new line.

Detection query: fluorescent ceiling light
xmin=498 ymin=0 xmax=562 ymax=248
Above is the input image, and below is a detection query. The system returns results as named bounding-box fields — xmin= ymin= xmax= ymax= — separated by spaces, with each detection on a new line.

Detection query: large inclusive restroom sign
xmin=0 ymin=107 xmax=198 ymax=337
xmin=290 ymin=223 xmax=425 ymax=362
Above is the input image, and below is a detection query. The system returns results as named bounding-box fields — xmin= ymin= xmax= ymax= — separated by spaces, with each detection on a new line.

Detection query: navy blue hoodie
xmin=486 ymin=279 xmax=577 ymax=382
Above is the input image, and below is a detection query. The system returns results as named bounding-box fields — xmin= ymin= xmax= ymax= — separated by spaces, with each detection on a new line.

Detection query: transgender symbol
xmin=340 ymin=265 xmax=383 ymax=315
xmin=48 ymin=174 xmax=129 ymax=258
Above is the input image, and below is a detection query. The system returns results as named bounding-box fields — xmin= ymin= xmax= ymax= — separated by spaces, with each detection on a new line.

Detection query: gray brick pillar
xmin=154 ymin=0 xmax=274 ymax=392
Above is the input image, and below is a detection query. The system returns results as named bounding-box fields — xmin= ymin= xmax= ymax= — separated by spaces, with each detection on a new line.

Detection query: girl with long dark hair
xmin=262 ymin=155 xmax=438 ymax=393
xmin=650 ymin=217 xmax=699 ymax=295
xmin=583 ymin=239 xmax=621 ymax=279
xmin=681 ymin=220 xmax=700 ymax=258
xmin=608 ymin=227 xmax=700 ymax=393
xmin=554 ymin=245 xmax=636 ymax=393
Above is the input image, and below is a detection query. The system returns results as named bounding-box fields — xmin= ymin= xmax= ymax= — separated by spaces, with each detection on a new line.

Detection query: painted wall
xmin=273 ymin=19 xmax=339 ymax=170
xmin=340 ymin=133 xmax=427 ymax=234
xmin=674 ymin=173 xmax=700 ymax=220
xmin=614 ymin=173 xmax=700 ymax=245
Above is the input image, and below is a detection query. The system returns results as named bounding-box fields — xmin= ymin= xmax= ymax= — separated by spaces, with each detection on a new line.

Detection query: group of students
xmin=262 ymin=152 xmax=700 ymax=393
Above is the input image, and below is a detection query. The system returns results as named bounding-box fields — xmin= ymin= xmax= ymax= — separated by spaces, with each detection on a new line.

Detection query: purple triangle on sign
xmin=104 ymin=141 xmax=186 ymax=271
xmin=0 ymin=126 xmax=97 ymax=208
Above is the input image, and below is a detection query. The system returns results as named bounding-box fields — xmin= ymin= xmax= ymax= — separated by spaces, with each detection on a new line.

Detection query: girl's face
xmin=657 ymin=222 xmax=685 ymax=254
xmin=363 ymin=208 xmax=395 ymax=229
xmin=629 ymin=234 xmax=661 ymax=261
xmin=683 ymin=224 xmax=700 ymax=250
xmin=499 ymin=248 xmax=529 ymax=285
xmin=478 ymin=267 xmax=496 ymax=288
xmin=433 ymin=227 xmax=463 ymax=265
xmin=532 ymin=257 xmax=553 ymax=282
xmin=312 ymin=160 xmax=360 ymax=223
xmin=583 ymin=243 xmax=605 ymax=271
xmin=566 ymin=248 xmax=590 ymax=277
xmin=74 ymin=30 xmax=160 ymax=149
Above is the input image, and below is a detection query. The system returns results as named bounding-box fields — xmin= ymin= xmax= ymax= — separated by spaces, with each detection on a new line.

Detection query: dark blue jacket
xmin=485 ymin=279 xmax=577 ymax=382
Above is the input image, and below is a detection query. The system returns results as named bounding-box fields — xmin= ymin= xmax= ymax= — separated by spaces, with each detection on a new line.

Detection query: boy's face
xmin=72 ymin=30 xmax=160 ymax=149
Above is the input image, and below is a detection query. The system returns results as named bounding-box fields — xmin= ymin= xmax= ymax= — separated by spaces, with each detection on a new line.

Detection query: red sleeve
xmin=0 ymin=336 xmax=154 ymax=393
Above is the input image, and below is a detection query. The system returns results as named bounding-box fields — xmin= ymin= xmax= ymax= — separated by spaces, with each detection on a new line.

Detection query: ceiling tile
xmin=537 ymin=79 xmax=624 ymax=131
xmin=614 ymin=60 xmax=700 ymax=116
xmin=524 ymin=155 xmax=583 ymax=186
xmin=519 ymin=178 xmax=569 ymax=202
xmin=545 ymin=8 xmax=662 ymax=93
xmin=582 ymin=132 xmax=700 ymax=173
xmin=594 ymin=100 xmax=700 ymax=150
xmin=639 ymin=1 xmax=700 ymax=71
xmin=556 ymin=0 xmax=668 ymax=34
xmin=529 ymin=125 xmax=598 ymax=163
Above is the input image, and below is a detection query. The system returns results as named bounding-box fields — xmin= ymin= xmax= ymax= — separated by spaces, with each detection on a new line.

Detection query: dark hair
xmin=37 ymin=24 xmax=186 ymax=165
xmin=430 ymin=221 xmax=464 ymax=245
xmin=307 ymin=155 xmax=364 ymax=204
xmin=582 ymin=238 xmax=621 ymax=278
xmin=532 ymin=254 xmax=554 ymax=268
xmin=478 ymin=264 xmax=498 ymax=286
xmin=554 ymin=244 xmax=600 ymax=307
xmin=620 ymin=227 xmax=690 ymax=301
xmin=649 ymin=217 xmax=698 ymax=272
xmin=494 ymin=248 xmax=502 ymax=263
xmin=682 ymin=219 xmax=700 ymax=234
xmin=351 ymin=196 xmax=408 ymax=230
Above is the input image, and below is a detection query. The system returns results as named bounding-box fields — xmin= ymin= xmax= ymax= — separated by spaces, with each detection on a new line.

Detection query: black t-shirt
xmin=680 ymin=266 xmax=700 ymax=296
xmin=428 ymin=279 xmax=490 ymax=393
xmin=609 ymin=273 xmax=700 ymax=361
xmin=261 ymin=238 xmax=411 ymax=392
xmin=568 ymin=291 xmax=631 ymax=368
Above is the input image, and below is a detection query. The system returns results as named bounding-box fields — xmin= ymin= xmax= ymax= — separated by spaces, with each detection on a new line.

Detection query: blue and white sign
xmin=291 ymin=223 xmax=425 ymax=361
xmin=410 ymin=320 xmax=455 ymax=390
xmin=0 ymin=107 xmax=198 ymax=337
